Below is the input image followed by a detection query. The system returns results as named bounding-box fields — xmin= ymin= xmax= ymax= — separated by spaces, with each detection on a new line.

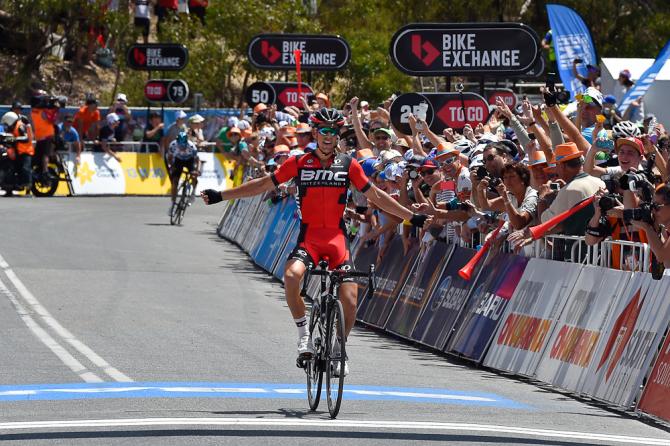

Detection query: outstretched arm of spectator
xmin=349 ymin=97 xmax=373 ymax=150
xmin=545 ymin=96 xmax=590 ymax=154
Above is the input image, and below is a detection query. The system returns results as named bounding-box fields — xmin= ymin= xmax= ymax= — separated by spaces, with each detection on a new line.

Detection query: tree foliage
xmin=1 ymin=0 xmax=669 ymax=106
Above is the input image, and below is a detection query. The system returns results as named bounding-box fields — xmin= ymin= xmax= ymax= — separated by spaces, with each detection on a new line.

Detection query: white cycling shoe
xmin=331 ymin=340 xmax=349 ymax=377
xmin=297 ymin=335 xmax=314 ymax=359
xmin=333 ymin=360 xmax=349 ymax=377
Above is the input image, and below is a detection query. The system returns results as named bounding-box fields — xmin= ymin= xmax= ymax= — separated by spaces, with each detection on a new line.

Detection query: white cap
xmin=380 ymin=149 xmax=403 ymax=164
xmin=360 ymin=101 xmax=369 ymax=108
xmin=106 ymin=113 xmax=120 ymax=124
xmin=470 ymin=154 xmax=484 ymax=168
xmin=175 ymin=110 xmax=187 ymax=119
xmin=237 ymin=119 xmax=251 ymax=130
xmin=227 ymin=116 xmax=239 ymax=128
xmin=116 ymin=93 xmax=128 ymax=103
xmin=188 ymin=114 xmax=205 ymax=124
xmin=289 ymin=149 xmax=304 ymax=157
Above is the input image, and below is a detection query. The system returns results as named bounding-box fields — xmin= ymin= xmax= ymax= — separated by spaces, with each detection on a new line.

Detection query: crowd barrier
xmin=216 ymin=195 xmax=670 ymax=422
xmin=47 ymin=151 xmax=235 ymax=196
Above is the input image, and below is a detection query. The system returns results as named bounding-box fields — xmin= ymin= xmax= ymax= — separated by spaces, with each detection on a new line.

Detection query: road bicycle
xmin=170 ymin=164 xmax=201 ymax=225
xmin=298 ymin=259 xmax=375 ymax=418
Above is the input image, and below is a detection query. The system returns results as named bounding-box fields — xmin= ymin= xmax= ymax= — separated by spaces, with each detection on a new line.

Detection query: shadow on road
xmin=0 ymin=429 xmax=608 ymax=445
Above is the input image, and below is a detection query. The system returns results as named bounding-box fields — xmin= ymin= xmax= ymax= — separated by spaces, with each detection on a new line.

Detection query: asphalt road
xmin=0 ymin=196 xmax=669 ymax=445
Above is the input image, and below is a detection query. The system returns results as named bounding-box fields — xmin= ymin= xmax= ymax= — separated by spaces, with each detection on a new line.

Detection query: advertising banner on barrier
xmin=60 ymin=152 xmax=234 ymax=196
xmin=483 ymin=259 xmax=581 ymax=377
xmin=534 ymin=266 xmax=630 ymax=393
xmin=273 ymin=218 xmax=300 ymax=280
xmin=410 ymin=246 xmax=478 ymax=349
xmin=255 ymin=199 xmax=297 ymax=271
xmin=361 ymin=240 xmax=419 ymax=328
xmin=385 ymin=242 xmax=453 ymax=339
xmin=449 ymin=254 xmax=528 ymax=362
xmin=242 ymin=199 xmax=272 ymax=253
xmin=252 ymin=199 xmax=288 ymax=265
xmin=250 ymin=200 xmax=282 ymax=260
xmin=352 ymin=241 xmax=380 ymax=306
xmin=638 ymin=325 xmax=670 ymax=422
xmin=358 ymin=237 xmax=407 ymax=325
xmin=582 ymin=273 xmax=670 ymax=407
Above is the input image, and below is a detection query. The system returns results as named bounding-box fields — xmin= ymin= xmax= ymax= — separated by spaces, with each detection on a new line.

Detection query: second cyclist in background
xmin=168 ymin=131 xmax=201 ymax=215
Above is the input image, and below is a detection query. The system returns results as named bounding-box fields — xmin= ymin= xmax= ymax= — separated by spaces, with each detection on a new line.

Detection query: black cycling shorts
xmin=170 ymin=157 xmax=197 ymax=179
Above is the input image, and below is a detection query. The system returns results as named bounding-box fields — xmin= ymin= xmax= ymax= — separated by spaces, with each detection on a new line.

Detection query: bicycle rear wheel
xmin=306 ymin=301 xmax=323 ymax=411
xmin=172 ymin=180 xmax=189 ymax=225
xmin=325 ymin=299 xmax=346 ymax=418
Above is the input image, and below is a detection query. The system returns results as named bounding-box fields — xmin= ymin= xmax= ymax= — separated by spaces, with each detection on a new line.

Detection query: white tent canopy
xmin=600 ymin=57 xmax=670 ymax=126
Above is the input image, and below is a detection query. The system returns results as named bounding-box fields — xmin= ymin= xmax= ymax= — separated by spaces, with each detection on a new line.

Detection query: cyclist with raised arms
xmin=201 ymin=108 xmax=428 ymax=375
xmin=168 ymin=131 xmax=201 ymax=215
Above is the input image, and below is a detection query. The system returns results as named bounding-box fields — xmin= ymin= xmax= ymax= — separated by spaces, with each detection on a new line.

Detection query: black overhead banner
xmin=247 ymin=34 xmax=350 ymax=71
xmin=390 ymin=23 xmax=540 ymax=76
xmin=126 ymin=44 xmax=188 ymax=71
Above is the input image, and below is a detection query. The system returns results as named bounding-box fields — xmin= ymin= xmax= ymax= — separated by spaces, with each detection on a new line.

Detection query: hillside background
xmin=1 ymin=0 xmax=669 ymax=108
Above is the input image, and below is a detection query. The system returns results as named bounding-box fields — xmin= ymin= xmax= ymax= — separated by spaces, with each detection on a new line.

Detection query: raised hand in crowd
xmin=462 ymin=124 xmax=476 ymax=143
xmin=518 ymin=98 xmax=535 ymax=126
xmin=443 ymin=127 xmax=455 ymax=142
xmin=474 ymin=122 xmax=485 ymax=137
xmin=495 ymin=96 xmax=513 ymax=120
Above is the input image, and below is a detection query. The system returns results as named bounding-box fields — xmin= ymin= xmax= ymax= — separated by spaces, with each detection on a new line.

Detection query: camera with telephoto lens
xmin=0 ymin=133 xmax=16 ymax=145
xmin=598 ymin=193 xmax=622 ymax=213
xmin=408 ymin=169 xmax=419 ymax=180
xmin=623 ymin=203 xmax=657 ymax=225
xmin=619 ymin=154 xmax=657 ymax=191
xmin=30 ymin=94 xmax=67 ymax=109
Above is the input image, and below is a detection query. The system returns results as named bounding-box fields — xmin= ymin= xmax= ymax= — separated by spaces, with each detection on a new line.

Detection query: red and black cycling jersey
xmin=271 ymin=151 xmax=372 ymax=229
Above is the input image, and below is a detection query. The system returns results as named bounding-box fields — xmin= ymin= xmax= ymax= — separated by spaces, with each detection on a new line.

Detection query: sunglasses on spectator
xmin=439 ymin=157 xmax=457 ymax=166
xmin=484 ymin=154 xmax=497 ymax=162
xmin=375 ymin=135 xmax=390 ymax=140
xmin=318 ymin=127 xmax=338 ymax=136
xmin=420 ymin=169 xmax=436 ymax=176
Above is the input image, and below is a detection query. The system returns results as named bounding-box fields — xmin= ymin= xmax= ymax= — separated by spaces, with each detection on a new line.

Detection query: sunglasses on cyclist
xmin=318 ymin=127 xmax=339 ymax=136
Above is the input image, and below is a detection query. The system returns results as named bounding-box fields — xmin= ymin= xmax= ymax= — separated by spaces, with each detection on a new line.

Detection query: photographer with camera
xmin=629 ymin=184 xmax=670 ymax=269
xmin=30 ymin=91 xmax=62 ymax=180
xmin=0 ymin=112 xmax=33 ymax=194
xmin=472 ymin=142 xmax=511 ymax=208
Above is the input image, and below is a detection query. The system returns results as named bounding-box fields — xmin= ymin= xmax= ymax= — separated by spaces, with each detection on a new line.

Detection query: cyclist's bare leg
xmin=284 ymin=259 xmax=307 ymax=320
xmin=338 ymin=282 xmax=358 ymax=338
xmin=170 ymin=176 xmax=178 ymax=203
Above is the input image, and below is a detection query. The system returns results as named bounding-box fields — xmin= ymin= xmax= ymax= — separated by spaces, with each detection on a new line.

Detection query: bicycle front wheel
xmin=325 ymin=299 xmax=346 ymax=418
xmin=306 ymin=301 xmax=323 ymax=411
xmin=175 ymin=181 xmax=189 ymax=225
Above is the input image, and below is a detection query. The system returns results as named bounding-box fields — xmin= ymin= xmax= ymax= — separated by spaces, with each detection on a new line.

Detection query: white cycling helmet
xmin=612 ymin=120 xmax=641 ymax=139
xmin=1 ymin=111 xmax=19 ymax=128
xmin=453 ymin=137 xmax=475 ymax=154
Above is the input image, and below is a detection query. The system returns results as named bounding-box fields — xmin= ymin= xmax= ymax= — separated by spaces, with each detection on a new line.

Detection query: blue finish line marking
xmin=0 ymin=382 xmax=529 ymax=409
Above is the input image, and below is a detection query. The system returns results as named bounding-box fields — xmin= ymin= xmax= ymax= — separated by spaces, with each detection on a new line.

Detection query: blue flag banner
xmin=617 ymin=40 xmax=670 ymax=115
xmin=546 ymin=4 xmax=597 ymax=97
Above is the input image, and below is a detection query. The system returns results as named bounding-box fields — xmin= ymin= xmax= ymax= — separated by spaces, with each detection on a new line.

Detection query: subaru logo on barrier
xmin=389 ymin=23 xmax=540 ymax=76
xmin=127 ymin=44 xmax=188 ymax=71
xmin=245 ymin=82 xmax=314 ymax=109
xmin=247 ymin=34 xmax=351 ymax=71
xmin=390 ymin=92 xmax=490 ymax=133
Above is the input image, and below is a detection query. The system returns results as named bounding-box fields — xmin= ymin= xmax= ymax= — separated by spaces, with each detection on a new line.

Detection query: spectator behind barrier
xmin=631 ymin=184 xmax=670 ymax=268
xmin=73 ymin=95 xmax=101 ymax=141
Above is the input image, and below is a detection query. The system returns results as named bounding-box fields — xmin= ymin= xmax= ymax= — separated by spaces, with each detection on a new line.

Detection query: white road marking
xmin=0 ymin=278 xmax=103 ymax=383
xmin=0 ymin=418 xmax=667 ymax=445
xmin=0 ymin=254 xmax=132 ymax=382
